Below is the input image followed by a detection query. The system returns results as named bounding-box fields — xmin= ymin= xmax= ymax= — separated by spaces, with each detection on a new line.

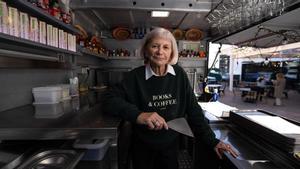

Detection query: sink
xmin=17 ymin=150 xmax=84 ymax=169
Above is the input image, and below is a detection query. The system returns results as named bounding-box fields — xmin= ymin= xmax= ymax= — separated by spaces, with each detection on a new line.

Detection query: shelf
xmin=107 ymin=56 xmax=143 ymax=60
xmin=179 ymin=57 xmax=207 ymax=61
xmin=9 ymin=0 xmax=79 ymax=34
xmin=0 ymin=33 xmax=80 ymax=56
xmin=94 ymin=56 xmax=206 ymax=61
xmin=80 ymin=48 xmax=108 ymax=60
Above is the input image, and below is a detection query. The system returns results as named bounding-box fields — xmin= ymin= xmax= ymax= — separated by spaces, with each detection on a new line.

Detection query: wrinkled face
xmin=146 ymin=37 xmax=172 ymax=67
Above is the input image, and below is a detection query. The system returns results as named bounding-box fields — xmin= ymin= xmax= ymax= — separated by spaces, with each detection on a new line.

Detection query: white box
xmin=33 ymin=102 xmax=64 ymax=118
xmin=74 ymin=35 xmax=77 ymax=52
xmin=32 ymin=86 xmax=62 ymax=103
xmin=58 ymin=29 xmax=64 ymax=48
xmin=0 ymin=1 xmax=9 ymax=34
xmin=46 ymin=24 xmax=53 ymax=46
xmin=8 ymin=7 xmax=19 ymax=37
xmin=72 ymin=35 xmax=76 ymax=52
xmin=30 ymin=16 xmax=39 ymax=42
xmin=39 ymin=21 xmax=46 ymax=44
xmin=19 ymin=12 xmax=29 ymax=39
xmin=63 ymin=31 xmax=68 ymax=49
xmin=67 ymin=33 xmax=71 ymax=51
xmin=52 ymin=27 xmax=58 ymax=47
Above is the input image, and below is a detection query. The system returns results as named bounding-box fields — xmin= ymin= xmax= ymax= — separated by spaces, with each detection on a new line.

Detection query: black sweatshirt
xmin=104 ymin=64 xmax=219 ymax=148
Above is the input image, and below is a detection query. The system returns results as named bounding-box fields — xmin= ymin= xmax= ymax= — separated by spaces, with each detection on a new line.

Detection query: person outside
xmin=272 ymin=73 xmax=286 ymax=106
xmin=255 ymin=75 xmax=266 ymax=101
xmin=104 ymin=27 xmax=238 ymax=169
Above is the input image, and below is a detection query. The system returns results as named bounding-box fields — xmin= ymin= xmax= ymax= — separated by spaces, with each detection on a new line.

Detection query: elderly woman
xmin=272 ymin=73 xmax=286 ymax=106
xmin=104 ymin=27 xmax=237 ymax=169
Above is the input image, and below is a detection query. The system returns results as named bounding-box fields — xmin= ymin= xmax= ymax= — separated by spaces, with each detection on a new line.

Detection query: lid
xmin=33 ymin=101 xmax=60 ymax=105
xmin=47 ymin=84 xmax=70 ymax=89
xmin=32 ymin=86 xmax=62 ymax=92
xmin=185 ymin=28 xmax=203 ymax=41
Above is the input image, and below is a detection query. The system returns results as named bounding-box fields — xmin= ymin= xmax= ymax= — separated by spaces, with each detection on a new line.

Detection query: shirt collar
xmin=145 ymin=64 xmax=176 ymax=80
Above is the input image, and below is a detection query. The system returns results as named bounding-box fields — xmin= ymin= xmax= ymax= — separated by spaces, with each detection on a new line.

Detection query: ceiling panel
xmin=71 ymin=0 xmax=300 ymax=48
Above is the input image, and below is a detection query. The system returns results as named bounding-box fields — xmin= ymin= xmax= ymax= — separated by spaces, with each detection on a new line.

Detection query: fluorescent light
xmin=151 ymin=11 xmax=169 ymax=17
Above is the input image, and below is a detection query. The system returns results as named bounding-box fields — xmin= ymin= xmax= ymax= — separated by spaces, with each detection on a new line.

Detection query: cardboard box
xmin=19 ymin=12 xmax=29 ymax=39
xmin=39 ymin=21 xmax=46 ymax=44
xmin=0 ymin=1 xmax=9 ymax=34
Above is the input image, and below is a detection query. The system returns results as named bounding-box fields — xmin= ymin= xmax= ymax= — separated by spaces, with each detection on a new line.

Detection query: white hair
xmin=139 ymin=27 xmax=178 ymax=65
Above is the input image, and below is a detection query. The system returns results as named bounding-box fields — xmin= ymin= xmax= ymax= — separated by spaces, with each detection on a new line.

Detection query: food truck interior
xmin=0 ymin=0 xmax=300 ymax=169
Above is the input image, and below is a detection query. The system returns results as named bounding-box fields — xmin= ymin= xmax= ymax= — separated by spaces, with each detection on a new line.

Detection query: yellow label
xmin=0 ymin=3 xmax=3 ymax=16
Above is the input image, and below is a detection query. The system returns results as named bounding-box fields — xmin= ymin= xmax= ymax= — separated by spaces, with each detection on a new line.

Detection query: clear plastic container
xmin=32 ymin=86 xmax=62 ymax=103
xmin=33 ymin=102 xmax=64 ymax=118
xmin=59 ymin=84 xmax=70 ymax=99
xmin=73 ymin=139 xmax=110 ymax=161
xmin=62 ymin=98 xmax=72 ymax=113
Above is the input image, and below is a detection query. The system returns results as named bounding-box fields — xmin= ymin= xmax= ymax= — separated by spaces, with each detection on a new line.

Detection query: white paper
xmin=198 ymin=101 xmax=237 ymax=117
xmin=245 ymin=115 xmax=300 ymax=134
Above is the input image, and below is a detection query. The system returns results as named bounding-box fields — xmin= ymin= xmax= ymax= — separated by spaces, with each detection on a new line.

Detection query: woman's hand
xmin=136 ymin=112 xmax=168 ymax=130
xmin=214 ymin=141 xmax=238 ymax=159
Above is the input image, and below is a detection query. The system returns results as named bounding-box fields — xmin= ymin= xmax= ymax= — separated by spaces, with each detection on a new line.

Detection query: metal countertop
xmin=0 ymin=91 xmax=120 ymax=140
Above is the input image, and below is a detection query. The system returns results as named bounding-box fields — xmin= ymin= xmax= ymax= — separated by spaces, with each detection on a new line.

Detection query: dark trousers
xmin=132 ymin=138 xmax=179 ymax=169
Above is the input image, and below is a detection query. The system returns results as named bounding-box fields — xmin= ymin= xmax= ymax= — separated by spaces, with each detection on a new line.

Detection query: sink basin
xmin=17 ymin=150 xmax=84 ymax=169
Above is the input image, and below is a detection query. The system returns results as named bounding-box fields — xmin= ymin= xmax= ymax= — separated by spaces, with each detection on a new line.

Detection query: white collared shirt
xmin=145 ymin=64 xmax=176 ymax=80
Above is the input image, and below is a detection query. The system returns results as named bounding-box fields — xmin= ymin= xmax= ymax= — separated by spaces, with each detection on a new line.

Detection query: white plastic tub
xmin=32 ymin=86 xmax=62 ymax=103
xmin=59 ymin=84 xmax=71 ymax=99
xmin=33 ymin=102 xmax=63 ymax=118
xmin=73 ymin=139 xmax=110 ymax=161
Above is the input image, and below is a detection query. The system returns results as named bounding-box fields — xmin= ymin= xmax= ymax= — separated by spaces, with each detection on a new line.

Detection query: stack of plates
xmin=112 ymin=27 xmax=131 ymax=40
xmin=229 ymin=110 xmax=300 ymax=153
xmin=185 ymin=28 xmax=203 ymax=41
xmin=172 ymin=29 xmax=184 ymax=40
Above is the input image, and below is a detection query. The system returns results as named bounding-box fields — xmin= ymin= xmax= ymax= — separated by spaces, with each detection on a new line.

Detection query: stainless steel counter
xmin=0 ymin=91 xmax=121 ymax=140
